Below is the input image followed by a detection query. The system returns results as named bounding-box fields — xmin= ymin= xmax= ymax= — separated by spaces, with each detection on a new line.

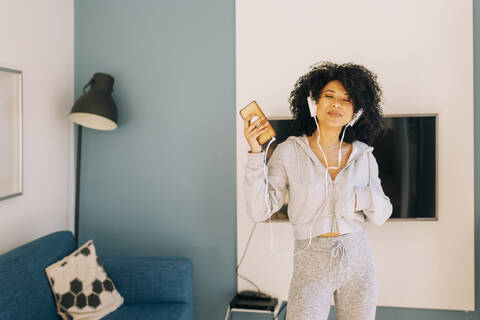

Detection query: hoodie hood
xmin=286 ymin=134 xmax=374 ymax=184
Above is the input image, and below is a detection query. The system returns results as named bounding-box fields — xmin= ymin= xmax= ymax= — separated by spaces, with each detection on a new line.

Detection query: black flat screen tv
xmin=263 ymin=115 xmax=437 ymax=221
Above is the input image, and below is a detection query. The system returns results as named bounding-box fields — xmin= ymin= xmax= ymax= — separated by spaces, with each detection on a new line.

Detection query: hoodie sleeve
xmin=353 ymin=151 xmax=393 ymax=226
xmin=243 ymin=144 xmax=288 ymax=223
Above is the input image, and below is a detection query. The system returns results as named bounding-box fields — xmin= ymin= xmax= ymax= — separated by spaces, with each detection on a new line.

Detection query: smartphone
xmin=239 ymin=101 xmax=276 ymax=145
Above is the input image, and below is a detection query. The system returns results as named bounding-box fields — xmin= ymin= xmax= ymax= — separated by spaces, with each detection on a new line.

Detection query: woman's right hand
xmin=243 ymin=114 xmax=269 ymax=153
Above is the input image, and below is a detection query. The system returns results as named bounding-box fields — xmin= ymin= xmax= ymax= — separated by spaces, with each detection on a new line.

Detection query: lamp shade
xmin=69 ymin=73 xmax=118 ymax=131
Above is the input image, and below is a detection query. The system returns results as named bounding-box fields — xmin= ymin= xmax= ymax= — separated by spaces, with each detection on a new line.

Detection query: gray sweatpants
xmin=286 ymin=229 xmax=378 ymax=320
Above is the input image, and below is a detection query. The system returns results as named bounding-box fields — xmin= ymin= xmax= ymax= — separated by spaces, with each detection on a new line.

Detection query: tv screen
xmin=263 ymin=115 xmax=437 ymax=221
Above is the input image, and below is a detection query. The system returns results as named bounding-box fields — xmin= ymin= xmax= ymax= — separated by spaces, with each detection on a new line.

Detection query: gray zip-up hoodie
xmin=244 ymin=134 xmax=393 ymax=240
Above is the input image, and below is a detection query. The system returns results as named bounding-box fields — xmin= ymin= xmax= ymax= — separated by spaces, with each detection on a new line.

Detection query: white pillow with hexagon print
xmin=45 ymin=240 xmax=123 ymax=320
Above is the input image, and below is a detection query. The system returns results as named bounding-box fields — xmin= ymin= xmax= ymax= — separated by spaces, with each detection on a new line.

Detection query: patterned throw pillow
xmin=45 ymin=240 xmax=124 ymax=319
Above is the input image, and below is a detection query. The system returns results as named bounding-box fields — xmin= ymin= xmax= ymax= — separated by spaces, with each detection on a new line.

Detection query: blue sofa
xmin=0 ymin=231 xmax=193 ymax=320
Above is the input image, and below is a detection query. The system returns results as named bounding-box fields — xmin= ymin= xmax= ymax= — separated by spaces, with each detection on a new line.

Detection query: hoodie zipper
xmin=325 ymin=151 xmax=370 ymax=233
xmin=331 ymin=180 xmax=337 ymax=233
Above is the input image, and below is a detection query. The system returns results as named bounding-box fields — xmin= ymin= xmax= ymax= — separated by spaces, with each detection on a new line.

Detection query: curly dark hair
xmin=288 ymin=61 xmax=386 ymax=145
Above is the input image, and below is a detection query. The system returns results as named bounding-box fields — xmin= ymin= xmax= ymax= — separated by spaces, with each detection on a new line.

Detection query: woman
xmin=243 ymin=61 xmax=393 ymax=319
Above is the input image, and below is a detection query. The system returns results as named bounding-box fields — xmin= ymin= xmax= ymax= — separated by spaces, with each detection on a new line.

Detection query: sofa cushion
xmin=103 ymin=303 xmax=191 ymax=320
xmin=45 ymin=240 xmax=124 ymax=319
xmin=0 ymin=231 xmax=75 ymax=320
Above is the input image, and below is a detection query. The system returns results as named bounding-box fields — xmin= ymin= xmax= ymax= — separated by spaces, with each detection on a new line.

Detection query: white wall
xmin=0 ymin=0 xmax=74 ymax=254
xmin=236 ymin=0 xmax=474 ymax=311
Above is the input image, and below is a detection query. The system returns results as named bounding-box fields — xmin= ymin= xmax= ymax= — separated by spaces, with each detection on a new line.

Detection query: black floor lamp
xmin=69 ymin=73 xmax=119 ymax=247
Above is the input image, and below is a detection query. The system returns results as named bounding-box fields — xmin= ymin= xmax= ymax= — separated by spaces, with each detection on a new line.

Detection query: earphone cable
xmin=236 ymin=222 xmax=263 ymax=294
xmin=236 ymin=136 xmax=276 ymax=294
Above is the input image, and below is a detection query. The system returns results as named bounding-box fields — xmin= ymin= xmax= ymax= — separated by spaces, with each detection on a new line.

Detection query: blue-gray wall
xmin=75 ymin=1 xmax=236 ymax=319
xmin=75 ymin=0 xmax=479 ymax=319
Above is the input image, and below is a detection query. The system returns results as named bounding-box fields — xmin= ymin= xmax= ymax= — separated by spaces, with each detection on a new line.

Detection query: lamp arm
xmin=83 ymin=79 xmax=94 ymax=94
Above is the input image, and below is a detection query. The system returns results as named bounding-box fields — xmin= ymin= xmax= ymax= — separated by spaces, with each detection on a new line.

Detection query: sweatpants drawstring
xmin=329 ymin=240 xmax=349 ymax=293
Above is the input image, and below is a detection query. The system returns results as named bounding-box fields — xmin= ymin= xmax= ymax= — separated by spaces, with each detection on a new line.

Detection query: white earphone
xmin=308 ymin=93 xmax=363 ymax=127
xmin=307 ymin=91 xmax=363 ymax=188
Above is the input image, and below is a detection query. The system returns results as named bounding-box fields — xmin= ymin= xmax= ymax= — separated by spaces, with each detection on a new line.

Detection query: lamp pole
xmin=74 ymin=125 xmax=83 ymax=247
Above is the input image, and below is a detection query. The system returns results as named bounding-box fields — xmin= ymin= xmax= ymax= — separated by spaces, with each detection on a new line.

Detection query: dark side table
xmin=224 ymin=300 xmax=287 ymax=320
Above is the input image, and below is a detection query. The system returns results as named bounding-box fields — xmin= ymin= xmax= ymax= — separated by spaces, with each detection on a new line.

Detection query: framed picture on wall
xmin=0 ymin=67 xmax=23 ymax=200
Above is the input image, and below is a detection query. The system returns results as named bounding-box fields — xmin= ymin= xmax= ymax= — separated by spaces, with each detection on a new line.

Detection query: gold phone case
xmin=239 ymin=101 xmax=276 ymax=145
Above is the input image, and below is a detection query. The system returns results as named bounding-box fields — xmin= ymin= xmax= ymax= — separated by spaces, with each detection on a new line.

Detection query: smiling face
xmin=315 ymin=80 xmax=355 ymax=129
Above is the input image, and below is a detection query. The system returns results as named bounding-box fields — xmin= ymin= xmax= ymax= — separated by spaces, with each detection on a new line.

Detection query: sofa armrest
xmin=101 ymin=256 xmax=193 ymax=306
